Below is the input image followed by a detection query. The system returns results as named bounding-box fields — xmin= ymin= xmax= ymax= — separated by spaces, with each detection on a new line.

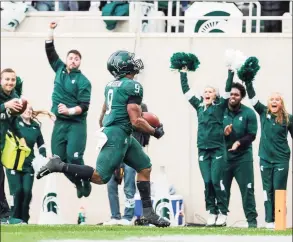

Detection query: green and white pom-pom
xmin=15 ymin=76 xmax=23 ymax=97
xmin=237 ymin=57 xmax=260 ymax=83
xmin=170 ymin=52 xmax=200 ymax=72
xmin=224 ymin=49 xmax=247 ymax=71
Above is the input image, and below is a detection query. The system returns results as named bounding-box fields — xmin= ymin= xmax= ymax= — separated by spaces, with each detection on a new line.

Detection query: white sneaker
xmin=216 ymin=214 xmax=227 ymax=226
xmin=103 ymin=219 xmax=120 ymax=226
xmin=118 ymin=219 xmax=132 ymax=226
xmin=266 ymin=222 xmax=275 ymax=229
xmin=206 ymin=213 xmax=217 ymax=226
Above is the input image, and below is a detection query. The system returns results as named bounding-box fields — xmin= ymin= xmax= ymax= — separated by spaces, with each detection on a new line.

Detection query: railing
xmin=28 ymin=1 xmax=292 ymax=33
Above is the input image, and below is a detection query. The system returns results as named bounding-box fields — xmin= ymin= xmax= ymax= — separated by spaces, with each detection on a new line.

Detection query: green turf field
xmin=1 ymin=225 xmax=292 ymax=242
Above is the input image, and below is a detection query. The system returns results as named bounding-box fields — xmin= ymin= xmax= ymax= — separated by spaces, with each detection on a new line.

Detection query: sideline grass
xmin=1 ymin=225 xmax=292 ymax=242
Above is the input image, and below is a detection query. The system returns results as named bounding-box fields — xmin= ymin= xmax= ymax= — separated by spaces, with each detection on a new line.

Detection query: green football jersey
xmin=102 ymin=77 xmax=143 ymax=134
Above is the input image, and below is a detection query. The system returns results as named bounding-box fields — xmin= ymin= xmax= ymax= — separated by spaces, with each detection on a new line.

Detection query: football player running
xmin=36 ymin=50 xmax=170 ymax=227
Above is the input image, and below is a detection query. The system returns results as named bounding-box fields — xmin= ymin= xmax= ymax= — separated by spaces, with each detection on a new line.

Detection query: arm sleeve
xmin=77 ymin=81 xmax=92 ymax=113
xmin=37 ymin=132 xmax=46 ymax=157
xmin=245 ymin=81 xmax=267 ymax=115
xmin=0 ymin=104 xmax=6 ymax=113
xmin=10 ymin=117 xmax=23 ymax=139
xmin=45 ymin=40 xmax=65 ymax=72
xmin=223 ymin=70 xmax=234 ymax=99
xmin=141 ymin=103 xmax=150 ymax=146
xmin=219 ymin=70 xmax=234 ymax=109
xmin=180 ymin=72 xmax=201 ymax=110
xmin=238 ymin=134 xmax=256 ymax=148
xmin=238 ymin=110 xmax=258 ymax=147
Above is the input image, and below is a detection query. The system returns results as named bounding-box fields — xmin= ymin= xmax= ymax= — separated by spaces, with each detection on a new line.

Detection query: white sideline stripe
xmin=40 ymin=236 xmax=292 ymax=242
xmin=2 ymin=33 xmax=292 ymax=38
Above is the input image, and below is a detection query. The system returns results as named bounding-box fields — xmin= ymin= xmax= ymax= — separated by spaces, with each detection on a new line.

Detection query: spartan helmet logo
xmin=111 ymin=55 xmax=129 ymax=72
xmin=42 ymin=192 xmax=58 ymax=214
xmin=154 ymin=198 xmax=172 ymax=221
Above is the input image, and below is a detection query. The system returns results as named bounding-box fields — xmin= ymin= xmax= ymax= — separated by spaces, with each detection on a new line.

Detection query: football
xmin=9 ymin=97 xmax=28 ymax=115
xmin=142 ymin=112 xmax=160 ymax=128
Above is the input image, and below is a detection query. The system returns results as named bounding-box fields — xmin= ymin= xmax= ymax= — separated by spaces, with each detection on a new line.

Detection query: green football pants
xmin=260 ymin=159 xmax=289 ymax=223
xmin=198 ymin=148 xmax=229 ymax=215
xmin=6 ymin=169 xmax=34 ymax=223
xmin=51 ymin=119 xmax=87 ymax=186
xmin=96 ymin=126 xmax=152 ymax=184
xmin=223 ymin=160 xmax=258 ymax=224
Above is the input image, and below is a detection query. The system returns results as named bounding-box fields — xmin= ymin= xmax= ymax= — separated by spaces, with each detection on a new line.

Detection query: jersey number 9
xmin=106 ymin=89 xmax=114 ymax=115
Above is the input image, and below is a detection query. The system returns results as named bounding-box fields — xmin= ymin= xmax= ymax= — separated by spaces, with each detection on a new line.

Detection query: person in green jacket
xmin=45 ymin=22 xmax=92 ymax=198
xmin=245 ymin=81 xmax=293 ymax=229
xmin=223 ymin=82 xmax=258 ymax=228
xmin=179 ymin=67 xmax=234 ymax=226
xmin=0 ymin=68 xmax=26 ymax=224
xmin=6 ymin=104 xmax=50 ymax=223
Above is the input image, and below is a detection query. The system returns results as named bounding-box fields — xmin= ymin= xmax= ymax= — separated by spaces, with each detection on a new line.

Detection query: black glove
xmin=153 ymin=124 xmax=165 ymax=139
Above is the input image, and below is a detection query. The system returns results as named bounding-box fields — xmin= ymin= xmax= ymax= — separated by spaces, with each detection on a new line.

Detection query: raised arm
xmin=45 ymin=22 xmax=64 ymax=72
xmin=220 ymin=70 xmax=234 ymax=109
xmin=245 ymin=81 xmax=267 ymax=115
xmin=224 ymin=70 xmax=234 ymax=98
xmin=180 ymin=72 xmax=201 ymax=110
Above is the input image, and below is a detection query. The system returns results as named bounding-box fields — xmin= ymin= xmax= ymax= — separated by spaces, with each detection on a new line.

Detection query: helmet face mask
xmin=107 ymin=50 xmax=144 ymax=79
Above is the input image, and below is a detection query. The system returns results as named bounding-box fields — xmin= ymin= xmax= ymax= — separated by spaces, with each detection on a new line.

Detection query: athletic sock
xmin=62 ymin=164 xmax=94 ymax=181
xmin=137 ymin=181 xmax=153 ymax=216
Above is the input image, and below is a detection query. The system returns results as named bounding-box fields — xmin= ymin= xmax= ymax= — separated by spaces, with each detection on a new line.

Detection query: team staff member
xmin=0 ymin=68 xmax=26 ymax=224
xmin=245 ymin=80 xmax=293 ymax=229
xmin=45 ymin=22 xmax=92 ymax=198
xmin=223 ymin=82 xmax=258 ymax=228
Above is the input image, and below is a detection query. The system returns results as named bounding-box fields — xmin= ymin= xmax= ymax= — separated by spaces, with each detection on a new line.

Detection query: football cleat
xmin=36 ymin=155 xmax=65 ymax=179
xmin=144 ymin=211 xmax=170 ymax=228
xmin=76 ymin=181 xmax=83 ymax=199
xmin=82 ymin=180 xmax=92 ymax=197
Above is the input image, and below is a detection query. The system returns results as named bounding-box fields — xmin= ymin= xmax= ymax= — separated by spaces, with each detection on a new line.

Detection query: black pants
xmin=0 ymin=163 xmax=10 ymax=219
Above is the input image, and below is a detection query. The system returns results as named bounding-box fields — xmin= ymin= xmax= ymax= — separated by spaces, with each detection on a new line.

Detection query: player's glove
xmin=153 ymin=124 xmax=164 ymax=139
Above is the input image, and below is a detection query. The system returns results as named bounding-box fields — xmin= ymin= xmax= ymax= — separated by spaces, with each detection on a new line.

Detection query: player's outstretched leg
xmin=136 ymin=169 xmax=170 ymax=228
xmin=37 ymin=155 xmax=97 ymax=182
